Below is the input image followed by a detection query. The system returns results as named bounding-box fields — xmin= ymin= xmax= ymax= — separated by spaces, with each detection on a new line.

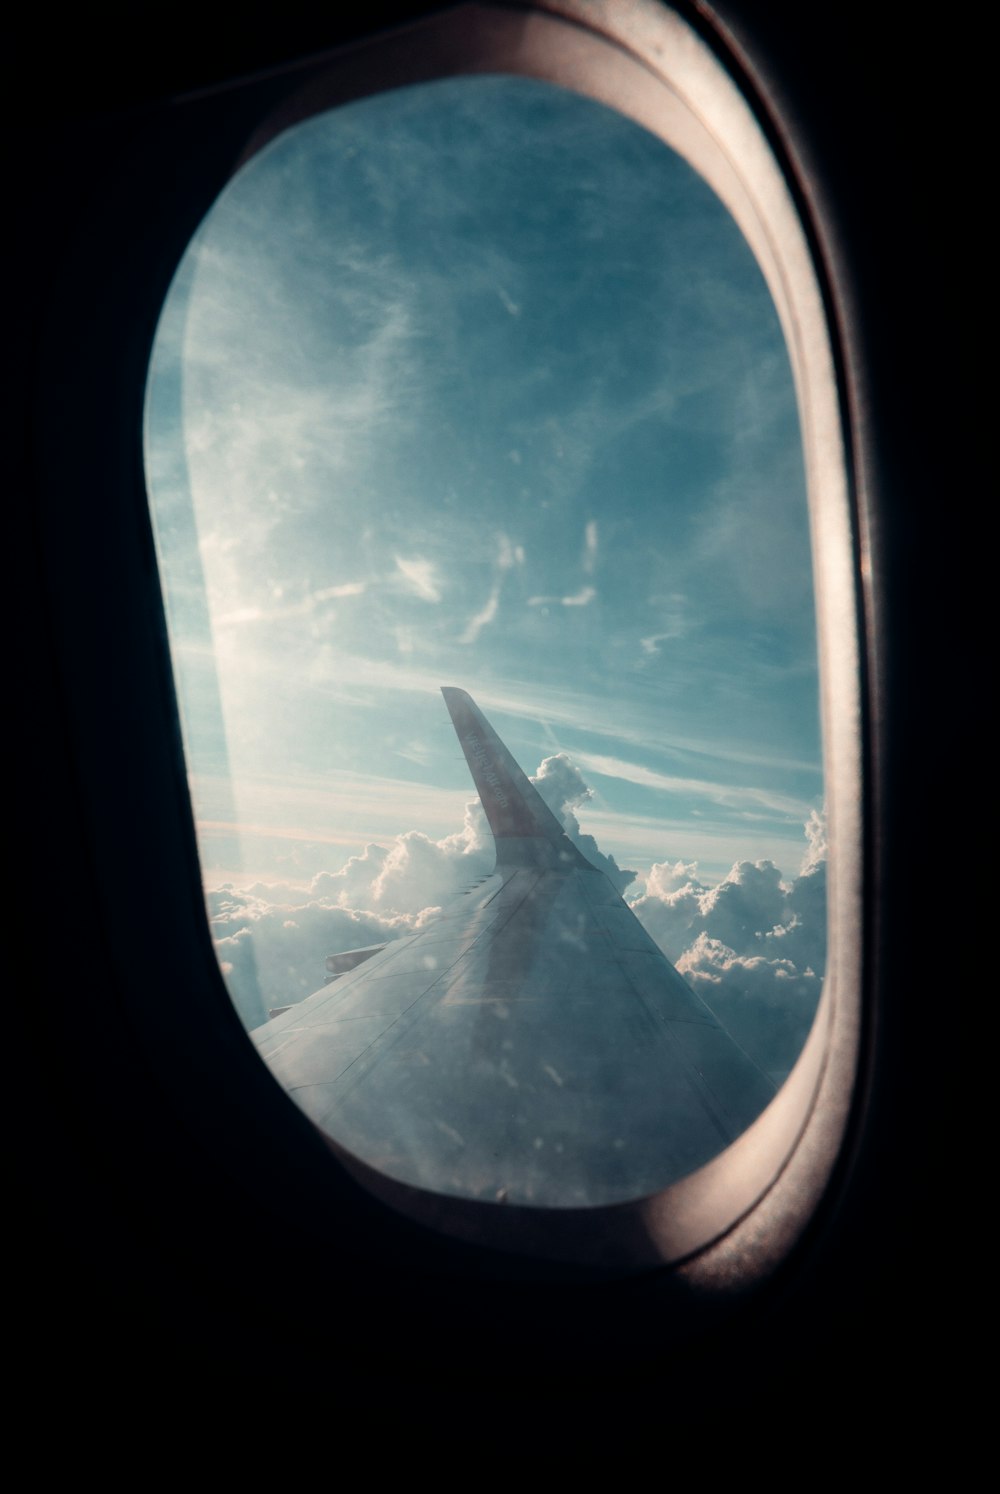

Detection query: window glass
xmin=145 ymin=76 xmax=824 ymax=1203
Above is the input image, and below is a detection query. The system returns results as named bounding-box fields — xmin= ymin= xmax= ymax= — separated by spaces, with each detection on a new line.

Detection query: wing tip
xmin=440 ymin=684 xmax=474 ymax=722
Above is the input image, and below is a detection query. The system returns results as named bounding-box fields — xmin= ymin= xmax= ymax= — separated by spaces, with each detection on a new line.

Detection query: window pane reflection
xmin=144 ymin=76 xmax=825 ymax=1203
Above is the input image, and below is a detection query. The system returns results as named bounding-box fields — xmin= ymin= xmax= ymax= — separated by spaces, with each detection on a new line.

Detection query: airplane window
xmin=144 ymin=71 xmax=828 ymax=1225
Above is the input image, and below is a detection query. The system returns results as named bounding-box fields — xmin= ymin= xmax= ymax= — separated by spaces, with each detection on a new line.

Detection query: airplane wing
xmin=252 ymin=687 xmax=774 ymax=1208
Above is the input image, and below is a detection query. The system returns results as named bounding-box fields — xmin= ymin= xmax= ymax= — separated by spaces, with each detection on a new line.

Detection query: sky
xmin=144 ymin=75 xmax=824 ymax=1076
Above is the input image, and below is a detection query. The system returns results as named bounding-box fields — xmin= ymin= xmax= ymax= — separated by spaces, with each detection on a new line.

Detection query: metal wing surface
xmin=252 ymin=688 xmax=774 ymax=1208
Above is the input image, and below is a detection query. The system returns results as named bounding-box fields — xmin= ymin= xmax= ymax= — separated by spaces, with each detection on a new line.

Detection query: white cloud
xmin=571 ymin=750 xmax=813 ymax=821
xmin=393 ymin=555 xmax=442 ymax=603
xmin=531 ymin=752 xmax=634 ymax=895
xmin=640 ymin=633 xmax=675 ymax=656
xmin=677 ymin=934 xmax=821 ymax=1083
xmin=458 ymin=533 xmax=523 ymax=644
xmin=210 ymin=749 xmax=825 ymax=1083
xmin=209 ymin=891 xmax=410 ymax=1029
xmin=800 ymin=805 xmax=828 ymax=873
xmin=583 ymin=520 xmax=598 ymax=574
xmin=627 ymin=823 xmax=827 ymax=1080
xmin=496 ymin=284 xmax=520 ymax=317
xmin=214 ymin=580 xmax=367 ymax=628
xmin=528 ymin=586 xmax=596 ymax=608
xmin=229 ymin=648 xmax=817 ymax=782
xmin=458 ymin=588 xmax=500 ymax=644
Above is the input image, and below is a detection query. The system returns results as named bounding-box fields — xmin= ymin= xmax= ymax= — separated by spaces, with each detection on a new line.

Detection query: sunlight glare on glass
xmin=144 ymin=75 xmax=825 ymax=1205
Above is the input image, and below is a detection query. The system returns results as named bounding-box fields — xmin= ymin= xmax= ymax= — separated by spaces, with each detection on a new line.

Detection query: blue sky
xmin=145 ymin=74 xmax=821 ymax=898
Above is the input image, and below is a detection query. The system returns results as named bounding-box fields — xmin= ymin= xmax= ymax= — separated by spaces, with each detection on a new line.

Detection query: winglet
xmin=442 ymin=687 xmax=590 ymax=868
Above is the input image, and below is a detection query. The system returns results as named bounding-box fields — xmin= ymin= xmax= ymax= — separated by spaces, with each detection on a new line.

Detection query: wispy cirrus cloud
xmin=528 ymin=586 xmax=596 ymax=608
xmin=291 ymin=651 xmax=820 ymax=776
xmin=570 ymin=750 xmax=813 ymax=821
xmin=583 ymin=520 xmax=598 ymax=574
xmin=459 ymin=533 xmax=523 ymax=644
xmin=214 ymin=581 xmax=367 ymax=628
xmin=393 ymin=556 xmax=443 ymax=603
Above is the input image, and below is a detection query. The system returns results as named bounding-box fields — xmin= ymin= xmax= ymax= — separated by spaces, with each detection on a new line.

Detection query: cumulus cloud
xmin=628 ymin=811 xmax=827 ymax=1079
xmin=531 ymin=752 xmax=635 ymax=896
xmin=208 ymin=795 xmax=496 ymax=1025
xmin=208 ymin=885 xmax=408 ymax=1030
xmin=800 ymin=805 xmax=827 ymax=873
xmin=676 ymin=934 xmax=821 ymax=1083
xmin=209 ymin=754 xmax=825 ymax=1083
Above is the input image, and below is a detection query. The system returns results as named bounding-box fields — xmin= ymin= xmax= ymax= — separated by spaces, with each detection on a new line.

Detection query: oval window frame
xmin=145 ymin=0 xmax=863 ymax=1275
